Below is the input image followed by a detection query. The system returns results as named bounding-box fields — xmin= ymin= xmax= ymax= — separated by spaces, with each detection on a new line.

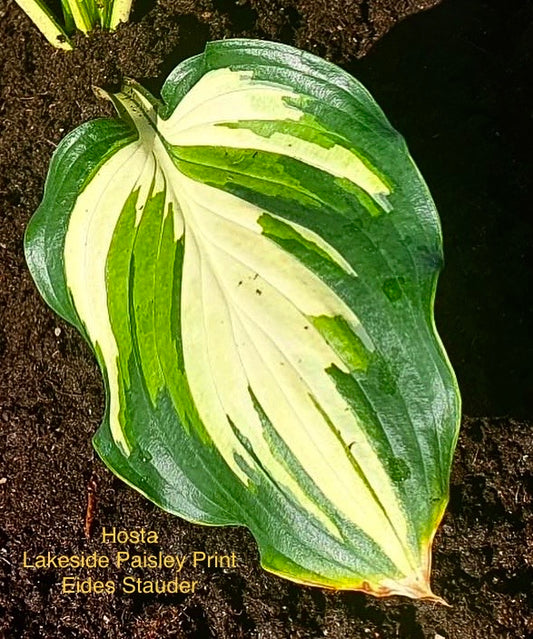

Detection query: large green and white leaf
xmin=25 ymin=39 xmax=460 ymax=599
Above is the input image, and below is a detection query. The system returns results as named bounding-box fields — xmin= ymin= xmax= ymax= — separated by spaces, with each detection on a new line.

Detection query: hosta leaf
xmin=25 ymin=39 xmax=460 ymax=599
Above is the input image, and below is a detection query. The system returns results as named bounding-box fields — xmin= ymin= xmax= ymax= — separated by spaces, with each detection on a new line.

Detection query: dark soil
xmin=1 ymin=0 xmax=532 ymax=637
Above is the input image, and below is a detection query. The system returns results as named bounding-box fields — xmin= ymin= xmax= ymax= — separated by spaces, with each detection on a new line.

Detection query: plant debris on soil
xmin=1 ymin=0 xmax=532 ymax=637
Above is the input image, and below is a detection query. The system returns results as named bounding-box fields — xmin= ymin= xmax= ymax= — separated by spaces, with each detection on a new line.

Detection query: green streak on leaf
xmin=219 ymin=111 xmax=393 ymax=196
xmin=258 ymin=212 xmax=337 ymax=267
xmin=171 ymin=144 xmax=384 ymax=223
xmin=59 ymin=0 xmax=75 ymax=33
xmin=248 ymin=388 xmax=399 ymax=577
xmin=280 ymin=95 xmax=395 ymax=192
xmin=310 ymin=315 xmax=370 ymax=372
xmin=219 ymin=118 xmax=340 ymax=150
xmin=130 ymin=188 xmax=167 ymax=405
xmin=333 ymin=176 xmax=384 ymax=217
xmin=170 ymin=145 xmax=314 ymax=204
xmin=106 ymin=188 xmax=138 ymax=434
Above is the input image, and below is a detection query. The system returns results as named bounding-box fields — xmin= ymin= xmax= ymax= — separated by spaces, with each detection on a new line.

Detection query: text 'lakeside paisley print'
xmin=24 ymin=39 xmax=461 ymax=600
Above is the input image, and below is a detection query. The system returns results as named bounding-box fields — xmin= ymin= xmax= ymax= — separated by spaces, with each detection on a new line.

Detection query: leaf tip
xmin=92 ymin=85 xmax=111 ymax=102
xmin=379 ymin=572 xmax=447 ymax=604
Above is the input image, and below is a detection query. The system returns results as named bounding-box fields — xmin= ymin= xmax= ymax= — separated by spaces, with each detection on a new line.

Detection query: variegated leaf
xmin=25 ymin=39 xmax=460 ymax=599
